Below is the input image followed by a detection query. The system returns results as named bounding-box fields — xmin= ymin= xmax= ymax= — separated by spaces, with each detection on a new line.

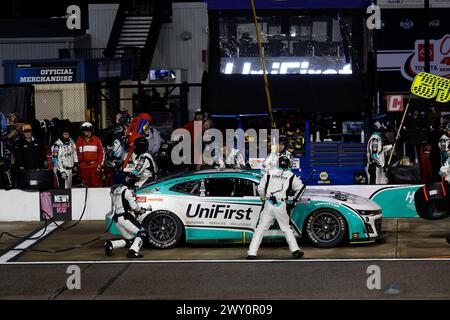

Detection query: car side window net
xmin=236 ymin=179 xmax=258 ymax=197
xmin=205 ymin=178 xmax=236 ymax=197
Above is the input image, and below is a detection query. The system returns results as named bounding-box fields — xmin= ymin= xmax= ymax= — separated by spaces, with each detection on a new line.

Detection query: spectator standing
xmin=183 ymin=109 xmax=206 ymax=142
xmin=0 ymin=113 xmax=12 ymax=189
xmin=76 ymin=122 xmax=104 ymax=187
xmin=13 ymin=124 xmax=47 ymax=172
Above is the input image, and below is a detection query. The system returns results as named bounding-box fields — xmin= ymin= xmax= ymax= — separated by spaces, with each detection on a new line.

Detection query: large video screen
xmin=219 ymin=15 xmax=353 ymax=75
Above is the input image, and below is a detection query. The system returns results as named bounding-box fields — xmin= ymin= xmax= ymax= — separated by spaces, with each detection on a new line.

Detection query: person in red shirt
xmin=76 ymin=122 xmax=104 ymax=187
xmin=182 ymin=110 xmax=206 ymax=140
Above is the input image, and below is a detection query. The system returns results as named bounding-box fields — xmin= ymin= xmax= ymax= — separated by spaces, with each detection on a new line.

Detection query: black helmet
xmin=113 ymin=125 xmax=124 ymax=138
xmin=279 ymin=135 xmax=288 ymax=145
xmin=124 ymin=173 xmax=139 ymax=188
xmin=278 ymin=156 xmax=291 ymax=170
xmin=60 ymin=127 xmax=71 ymax=144
xmin=133 ymin=136 xmax=148 ymax=155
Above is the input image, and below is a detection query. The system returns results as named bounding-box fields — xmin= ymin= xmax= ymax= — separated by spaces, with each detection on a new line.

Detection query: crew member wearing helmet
xmin=366 ymin=122 xmax=393 ymax=184
xmin=217 ymin=145 xmax=246 ymax=169
xmin=262 ymin=135 xmax=292 ymax=174
xmin=52 ymin=127 xmax=78 ymax=189
xmin=105 ymin=174 xmax=151 ymax=258
xmin=142 ymin=116 xmax=161 ymax=156
xmin=438 ymin=157 xmax=450 ymax=245
xmin=247 ymin=156 xmax=304 ymax=259
xmin=76 ymin=122 xmax=105 ymax=187
xmin=105 ymin=126 xmax=127 ymax=185
xmin=124 ymin=136 xmax=158 ymax=188
xmin=438 ymin=123 xmax=450 ymax=166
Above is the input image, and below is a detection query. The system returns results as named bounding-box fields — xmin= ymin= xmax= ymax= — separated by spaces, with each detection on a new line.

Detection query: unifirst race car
xmin=106 ymin=169 xmax=385 ymax=249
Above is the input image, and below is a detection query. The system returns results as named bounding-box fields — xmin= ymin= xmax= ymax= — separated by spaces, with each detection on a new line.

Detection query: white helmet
xmin=373 ymin=121 xmax=386 ymax=131
xmin=81 ymin=122 xmax=94 ymax=132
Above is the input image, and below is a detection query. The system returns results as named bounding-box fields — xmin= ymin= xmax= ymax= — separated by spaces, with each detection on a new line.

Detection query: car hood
xmin=302 ymin=189 xmax=381 ymax=212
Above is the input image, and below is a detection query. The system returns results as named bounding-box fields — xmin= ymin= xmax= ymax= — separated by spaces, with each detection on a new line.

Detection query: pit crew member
xmin=76 ymin=122 xmax=105 ymax=187
xmin=124 ymin=137 xmax=158 ymax=188
xmin=262 ymin=136 xmax=292 ymax=173
xmin=105 ymin=174 xmax=151 ymax=258
xmin=438 ymin=124 xmax=450 ymax=166
xmin=217 ymin=145 xmax=246 ymax=169
xmin=52 ymin=127 xmax=78 ymax=189
xmin=366 ymin=122 xmax=392 ymax=185
xmin=248 ymin=155 xmax=304 ymax=259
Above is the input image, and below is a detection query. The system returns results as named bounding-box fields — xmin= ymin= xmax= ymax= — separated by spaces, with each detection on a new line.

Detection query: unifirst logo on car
xmin=186 ymin=204 xmax=253 ymax=220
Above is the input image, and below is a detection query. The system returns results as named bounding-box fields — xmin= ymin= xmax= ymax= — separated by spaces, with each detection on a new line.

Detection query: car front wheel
xmin=305 ymin=209 xmax=347 ymax=248
xmin=143 ymin=210 xmax=184 ymax=249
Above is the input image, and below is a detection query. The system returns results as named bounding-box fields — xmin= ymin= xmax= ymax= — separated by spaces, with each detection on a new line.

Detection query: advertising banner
xmin=40 ymin=189 xmax=72 ymax=221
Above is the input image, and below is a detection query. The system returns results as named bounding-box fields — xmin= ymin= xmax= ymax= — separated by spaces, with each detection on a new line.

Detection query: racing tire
xmin=143 ymin=210 xmax=184 ymax=249
xmin=305 ymin=209 xmax=347 ymax=248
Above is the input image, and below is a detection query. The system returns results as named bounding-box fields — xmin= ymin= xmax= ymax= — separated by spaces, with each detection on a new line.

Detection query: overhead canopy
xmin=206 ymin=0 xmax=371 ymax=10
xmin=204 ymin=74 xmax=363 ymax=115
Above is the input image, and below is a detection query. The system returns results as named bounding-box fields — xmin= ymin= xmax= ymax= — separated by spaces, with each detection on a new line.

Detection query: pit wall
xmin=0 ymin=185 xmax=422 ymax=222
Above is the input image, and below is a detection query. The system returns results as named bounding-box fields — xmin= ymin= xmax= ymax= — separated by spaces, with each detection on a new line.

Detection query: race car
xmin=106 ymin=169 xmax=385 ymax=249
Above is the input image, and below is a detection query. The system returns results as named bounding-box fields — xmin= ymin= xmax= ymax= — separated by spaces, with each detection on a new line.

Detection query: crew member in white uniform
xmin=439 ymin=157 xmax=450 ymax=244
xmin=438 ymin=124 xmax=450 ymax=165
xmin=366 ymin=122 xmax=392 ymax=185
xmin=124 ymin=137 xmax=158 ymax=188
xmin=51 ymin=127 xmax=78 ymax=189
xmin=440 ymin=157 xmax=450 ymax=184
xmin=217 ymin=145 xmax=246 ymax=169
xmin=105 ymin=174 xmax=151 ymax=258
xmin=248 ymin=156 xmax=304 ymax=259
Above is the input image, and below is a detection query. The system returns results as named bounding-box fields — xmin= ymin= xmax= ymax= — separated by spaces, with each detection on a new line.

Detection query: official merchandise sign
xmin=40 ymin=189 xmax=72 ymax=221
xmin=16 ymin=64 xmax=77 ymax=84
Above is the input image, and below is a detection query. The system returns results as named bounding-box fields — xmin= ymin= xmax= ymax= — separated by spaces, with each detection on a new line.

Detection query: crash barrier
xmin=0 ymin=184 xmax=429 ymax=222
xmin=0 ymin=187 xmax=110 ymax=221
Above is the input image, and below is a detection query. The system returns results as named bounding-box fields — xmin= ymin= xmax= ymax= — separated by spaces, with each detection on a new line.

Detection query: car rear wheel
xmin=305 ymin=209 xmax=347 ymax=248
xmin=143 ymin=210 xmax=184 ymax=249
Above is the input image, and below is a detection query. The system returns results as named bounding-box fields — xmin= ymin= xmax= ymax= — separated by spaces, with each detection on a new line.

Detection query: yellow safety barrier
xmin=411 ymin=72 xmax=450 ymax=103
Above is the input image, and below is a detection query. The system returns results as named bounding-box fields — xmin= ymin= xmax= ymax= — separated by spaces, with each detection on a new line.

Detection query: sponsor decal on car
xmin=136 ymin=196 xmax=147 ymax=203
xmin=186 ymin=203 xmax=253 ymax=220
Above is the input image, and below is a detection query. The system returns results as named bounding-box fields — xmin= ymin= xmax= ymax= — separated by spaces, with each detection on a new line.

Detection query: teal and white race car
xmin=106 ymin=169 xmax=385 ymax=249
